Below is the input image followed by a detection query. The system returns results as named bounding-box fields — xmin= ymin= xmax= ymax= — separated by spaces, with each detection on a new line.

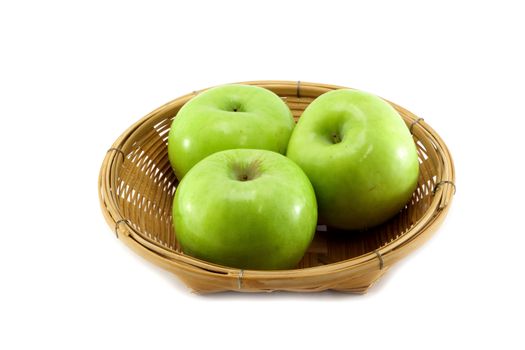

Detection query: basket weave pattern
xmin=99 ymin=81 xmax=455 ymax=293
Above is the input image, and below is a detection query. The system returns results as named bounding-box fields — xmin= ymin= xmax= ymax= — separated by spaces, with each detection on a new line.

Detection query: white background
xmin=1 ymin=1 xmax=523 ymax=349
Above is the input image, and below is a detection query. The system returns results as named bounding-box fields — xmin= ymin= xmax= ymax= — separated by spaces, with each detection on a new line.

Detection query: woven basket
xmin=98 ymin=80 xmax=455 ymax=293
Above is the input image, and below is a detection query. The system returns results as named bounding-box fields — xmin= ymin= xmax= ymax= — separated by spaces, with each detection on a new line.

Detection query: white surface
xmin=1 ymin=1 xmax=523 ymax=349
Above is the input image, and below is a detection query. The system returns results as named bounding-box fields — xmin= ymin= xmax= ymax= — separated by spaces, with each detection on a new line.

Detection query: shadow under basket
xmin=98 ymin=80 xmax=455 ymax=293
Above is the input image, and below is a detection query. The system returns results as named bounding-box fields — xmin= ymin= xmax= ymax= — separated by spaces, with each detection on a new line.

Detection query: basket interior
xmin=114 ymin=92 xmax=439 ymax=269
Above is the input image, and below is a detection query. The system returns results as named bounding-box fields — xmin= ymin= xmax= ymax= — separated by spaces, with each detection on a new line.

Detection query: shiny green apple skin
xmin=168 ymin=84 xmax=294 ymax=180
xmin=286 ymin=89 xmax=419 ymax=230
xmin=172 ymin=149 xmax=317 ymax=270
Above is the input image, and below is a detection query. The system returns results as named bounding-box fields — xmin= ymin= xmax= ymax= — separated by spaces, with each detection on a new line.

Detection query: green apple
xmin=168 ymin=84 xmax=294 ymax=179
xmin=172 ymin=149 xmax=317 ymax=270
xmin=286 ymin=89 xmax=419 ymax=230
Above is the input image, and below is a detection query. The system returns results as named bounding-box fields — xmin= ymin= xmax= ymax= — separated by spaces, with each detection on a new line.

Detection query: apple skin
xmin=286 ymin=89 xmax=419 ymax=230
xmin=172 ymin=149 xmax=317 ymax=270
xmin=168 ymin=84 xmax=294 ymax=180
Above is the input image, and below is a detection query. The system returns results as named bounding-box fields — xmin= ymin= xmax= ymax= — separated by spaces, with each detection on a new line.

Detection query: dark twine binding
xmin=237 ymin=269 xmax=244 ymax=289
xmin=433 ymin=180 xmax=456 ymax=195
xmin=409 ymin=118 xmax=425 ymax=134
xmin=114 ymin=219 xmax=131 ymax=238
xmin=107 ymin=147 xmax=125 ymax=158
xmin=374 ymin=250 xmax=384 ymax=270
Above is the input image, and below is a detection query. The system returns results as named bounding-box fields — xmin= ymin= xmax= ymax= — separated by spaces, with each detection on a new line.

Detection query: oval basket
xmin=98 ymin=80 xmax=455 ymax=293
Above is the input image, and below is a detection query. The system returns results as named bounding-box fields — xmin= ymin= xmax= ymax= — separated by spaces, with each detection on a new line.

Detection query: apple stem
xmin=332 ymin=133 xmax=342 ymax=144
